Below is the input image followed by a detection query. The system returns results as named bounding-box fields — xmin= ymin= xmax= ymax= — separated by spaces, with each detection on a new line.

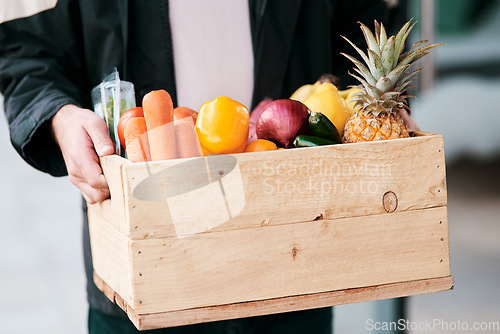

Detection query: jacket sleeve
xmin=0 ymin=0 xmax=89 ymax=176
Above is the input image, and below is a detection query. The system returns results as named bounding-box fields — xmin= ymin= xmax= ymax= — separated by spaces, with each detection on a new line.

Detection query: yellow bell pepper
xmin=303 ymin=83 xmax=351 ymax=136
xmin=339 ymin=87 xmax=363 ymax=116
xmin=195 ymin=96 xmax=249 ymax=155
xmin=289 ymin=80 xmax=321 ymax=102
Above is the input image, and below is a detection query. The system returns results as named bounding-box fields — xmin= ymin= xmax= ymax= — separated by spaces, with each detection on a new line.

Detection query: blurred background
xmin=1 ymin=0 xmax=499 ymax=333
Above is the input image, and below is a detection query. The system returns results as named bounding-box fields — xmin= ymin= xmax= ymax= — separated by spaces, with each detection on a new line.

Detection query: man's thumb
xmin=96 ymin=140 xmax=115 ymax=156
xmin=86 ymin=118 xmax=115 ymax=156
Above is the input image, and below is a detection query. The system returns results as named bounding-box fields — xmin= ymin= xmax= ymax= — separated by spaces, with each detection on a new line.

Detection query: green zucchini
xmin=293 ymin=135 xmax=336 ymax=148
xmin=308 ymin=112 xmax=341 ymax=143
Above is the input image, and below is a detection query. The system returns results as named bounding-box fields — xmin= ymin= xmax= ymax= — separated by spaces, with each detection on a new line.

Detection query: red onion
xmin=248 ymin=97 xmax=273 ymax=144
xmin=256 ymin=99 xmax=309 ymax=148
xmin=250 ymin=97 xmax=273 ymax=124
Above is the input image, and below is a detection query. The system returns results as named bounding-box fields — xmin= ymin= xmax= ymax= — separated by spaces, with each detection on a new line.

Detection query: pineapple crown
xmin=341 ymin=19 xmax=444 ymax=115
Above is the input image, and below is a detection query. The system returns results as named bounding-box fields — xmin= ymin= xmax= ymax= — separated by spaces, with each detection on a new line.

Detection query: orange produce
xmin=174 ymin=116 xmax=203 ymax=159
xmin=173 ymin=106 xmax=198 ymax=122
xmin=195 ymin=96 xmax=249 ymax=155
xmin=123 ymin=117 xmax=150 ymax=162
xmin=142 ymin=90 xmax=177 ymax=160
xmin=244 ymin=139 xmax=278 ymax=152
xmin=117 ymin=107 xmax=143 ymax=148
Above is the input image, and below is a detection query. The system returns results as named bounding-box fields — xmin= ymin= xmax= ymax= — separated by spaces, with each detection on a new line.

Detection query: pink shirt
xmin=169 ymin=0 xmax=254 ymax=111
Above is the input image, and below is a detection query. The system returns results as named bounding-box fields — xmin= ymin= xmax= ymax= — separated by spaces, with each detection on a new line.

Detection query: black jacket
xmin=1 ymin=0 xmax=398 ymax=319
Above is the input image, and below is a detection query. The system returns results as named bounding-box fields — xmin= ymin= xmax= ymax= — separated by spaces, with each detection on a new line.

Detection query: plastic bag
xmin=91 ymin=68 xmax=136 ymax=156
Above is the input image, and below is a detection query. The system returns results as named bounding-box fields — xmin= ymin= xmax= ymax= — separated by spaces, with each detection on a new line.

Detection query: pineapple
xmin=341 ymin=19 xmax=444 ymax=143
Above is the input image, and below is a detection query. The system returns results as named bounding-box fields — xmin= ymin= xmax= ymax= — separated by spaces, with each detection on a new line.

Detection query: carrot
xmin=174 ymin=116 xmax=203 ymax=158
xmin=124 ymin=117 xmax=151 ymax=162
xmin=142 ymin=90 xmax=177 ymax=160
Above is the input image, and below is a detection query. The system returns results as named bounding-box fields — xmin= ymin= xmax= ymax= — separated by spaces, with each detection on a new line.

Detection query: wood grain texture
xmin=94 ymin=273 xmax=454 ymax=330
xmin=87 ymin=131 xmax=452 ymax=326
xmin=102 ymin=132 xmax=447 ymax=240
xmin=89 ymin=155 xmax=130 ymax=235
xmin=88 ymin=209 xmax=134 ymax=306
xmin=127 ymin=206 xmax=449 ymax=314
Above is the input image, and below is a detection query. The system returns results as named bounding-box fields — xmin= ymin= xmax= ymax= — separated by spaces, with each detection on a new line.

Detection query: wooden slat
xmin=128 ymin=206 xmax=449 ymax=314
xmin=89 ymin=155 xmax=129 ymax=235
xmin=115 ymin=132 xmax=446 ymax=240
xmin=94 ymin=273 xmax=453 ymax=331
xmin=88 ymin=209 xmax=134 ymax=306
xmin=411 ymin=130 xmax=436 ymax=137
xmin=93 ymin=272 xmax=135 ymax=316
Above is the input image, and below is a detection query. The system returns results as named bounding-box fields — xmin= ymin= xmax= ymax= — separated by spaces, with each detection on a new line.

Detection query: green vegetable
xmin=293 ymin=135 xmax=336 ymax=148
xmin=104 ymin=97 xmax=131 ymax=146
xmin=308 ymin=112 xmax=341 ymax=143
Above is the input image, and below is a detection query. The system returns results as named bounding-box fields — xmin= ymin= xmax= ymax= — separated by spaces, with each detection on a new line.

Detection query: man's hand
xmin=51 ymin=104 xmax=115 ymax=204
xmin=400 ymin=109 xmax=420 ymax=131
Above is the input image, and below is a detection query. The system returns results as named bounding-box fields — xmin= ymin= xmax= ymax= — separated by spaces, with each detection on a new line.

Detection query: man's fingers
xmin=84 ymin=117 xmax=115 ymax=156
xmin=52 ymin=105 xmax=113 ymax=203
xmin=400 ymin=109 xmax=420 ymax=131
xmin=77 ymin=181 xmax=110 ymax=204
xmin=76 ymin=146 xmax=109 ymax=192
xmin=69 ymin=169 xmax=109 ymax=204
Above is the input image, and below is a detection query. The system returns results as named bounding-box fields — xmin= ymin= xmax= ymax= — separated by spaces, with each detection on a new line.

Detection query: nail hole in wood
xmin=219 ymin=170 xmax=224 ymax=176
xmin=139 ymin=272 xmax=142 ymax=276
xmin=440 ymin=238 xmax=444 ymax=241
xmin=314 ymin=213 xmax=323 ymax=221
xmin=138 ymin=251 xmax=142 ymax=254
xmin=440 ymin=259 xmax=443 ymax=263
xmin=383 ymin=191 xmax=398 ymax=213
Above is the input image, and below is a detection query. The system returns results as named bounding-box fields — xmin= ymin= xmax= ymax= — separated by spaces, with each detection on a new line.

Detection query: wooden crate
xmin=88 ymin=131 xmax=453 ymax=330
